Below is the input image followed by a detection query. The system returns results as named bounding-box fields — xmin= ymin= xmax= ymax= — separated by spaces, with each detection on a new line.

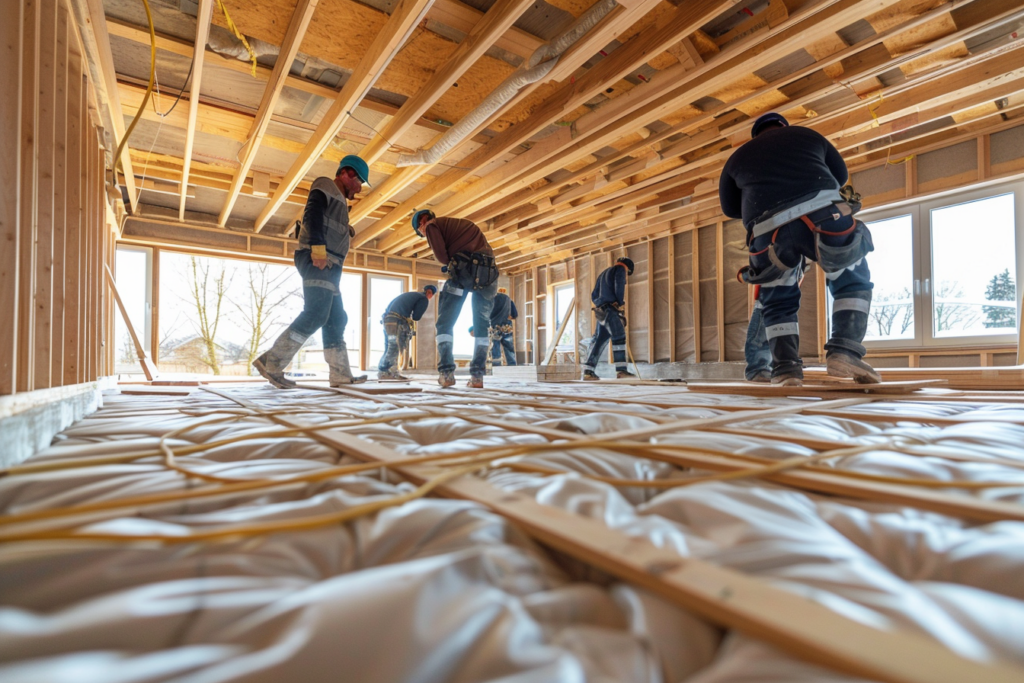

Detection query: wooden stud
xmin=692 ymin=228 xmax=701 ymax=363
xmin=647 ymin=241 xmax=655 ymax=363
xmin=151 ymin=247 xmax=160 ymax=365
xmin=715 ymin=221 xmax=725 ymax=363
xmin=17 ymin=0 xmax=39 ymax=393
xmin=63 ymin=53 xmax=83 ymax=386
xmin=178 ymin=0 xmax=213 ymax=222
xmin=217 ymin=0 xmax=318 ymax=226
xmin=50 ymin=5 xmax=68 ymax=386
xmin=0 ymin=1 xmax=24 ymax=394
xmin=34 ymin=0 xmax=57 ymax=390
xmin=668 ymin=235 xmax=676 ymax=364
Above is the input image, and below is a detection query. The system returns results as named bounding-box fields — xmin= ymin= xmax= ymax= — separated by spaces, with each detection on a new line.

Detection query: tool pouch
xmin=816 ymin=220 xmax=874 ymax=274
xmin=452 ymin=252 xmax=499 ymax=290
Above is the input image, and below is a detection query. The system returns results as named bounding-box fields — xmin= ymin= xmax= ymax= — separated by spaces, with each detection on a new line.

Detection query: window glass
xmin=863 ymin=215 xmax=915 ymax=341
xmin=554 ymin=283 xmax=575 ymax=347
xmin=930 ymin=193 xmax=1017 ymax=337
xmin=341 ymin=272 xmax=363 ymax=370
xmin=114 ymin=247 xmax=150 ymax=373
xmin=368 ymin=276 xmax=405 ymax=368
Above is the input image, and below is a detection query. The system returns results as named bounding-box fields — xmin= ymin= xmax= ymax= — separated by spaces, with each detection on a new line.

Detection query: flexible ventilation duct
xmin=396 ymin=0 xmax=619 ymax=167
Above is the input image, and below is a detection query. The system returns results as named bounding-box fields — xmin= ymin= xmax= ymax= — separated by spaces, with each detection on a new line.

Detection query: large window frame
xmin=854 ymin=179 xmax=1024 ymax=350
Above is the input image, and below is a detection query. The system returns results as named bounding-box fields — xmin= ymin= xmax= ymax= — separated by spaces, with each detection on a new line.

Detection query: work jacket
xmin=489 ymin=293 xmax=518 ymax=327
xmin=592 ymin=264 xmax=627 ymax=308
xmin=298 ymin=177 xmax=352 ymax=266
xmin=424 ymin=217 xmax=493 ymax=264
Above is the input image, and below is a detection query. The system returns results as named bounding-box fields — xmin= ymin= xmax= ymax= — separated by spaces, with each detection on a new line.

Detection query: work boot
xmin=827 ymin=351 xmax=881 ymax=384
xmin=326 ymin=346 xmax=366 ymax=386
xmin=377 ymin=369 xmax=408 ymax=381
xmin=771 ymin=373 xmax=803 ymax=387
xmin=253 ymin=329 xmax=304 ymax=389
xmin=616 ymin=370 xmax=637 ymax=379
xmin=466 ymin=376 xmax=484 ymax=389
xmin=747 ymin=370 xmax=772 ymax=383
xmin=438 ymin=370 xmax=456 ymax=388
xmin=582 ymin=370 xmax=600 ymax=381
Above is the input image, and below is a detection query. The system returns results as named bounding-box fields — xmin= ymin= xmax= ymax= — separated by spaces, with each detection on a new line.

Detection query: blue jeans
xmin=435 ymin=273 xmax=497 ymax=375
xmin=378 ymin=318 xmax=412 ymax=372
xmin=287 ymin=249 xmax=348 ymax=349
xmin=491 ymin=332 xmax=516 ymax=365
xmin=744 ymin=303 xmax=771 ymax=379
xmin=583 ymin=307 xmax=627 ymax=372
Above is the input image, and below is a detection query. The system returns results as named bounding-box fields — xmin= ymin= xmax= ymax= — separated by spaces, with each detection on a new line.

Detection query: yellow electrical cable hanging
xmin=215 ymin=0 xmax=258 ymax=76
xmin=111 ymin=0 xmax=156 ymax=190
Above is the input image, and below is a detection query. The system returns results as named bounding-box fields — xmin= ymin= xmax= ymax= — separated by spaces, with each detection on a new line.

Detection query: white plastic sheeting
xmin=2 ymin=384 xmax=1024 ymax=681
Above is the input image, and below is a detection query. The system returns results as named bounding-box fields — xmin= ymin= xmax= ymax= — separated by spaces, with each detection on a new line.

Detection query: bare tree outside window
xmin=118 ymin=332 xmax=136 ymax=365
xmin=868 ymin=288 xmax=912 ymax=337
xmin=234 ymin=263 xmax=302 ymax=373
xmin=183 ymin=256 xmax=232 ymax=375
xmin=934 ymin=280 xmax=981 ymax=333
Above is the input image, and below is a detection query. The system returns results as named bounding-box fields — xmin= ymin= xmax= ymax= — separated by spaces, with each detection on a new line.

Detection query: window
xmin=367 ymin=275 xmax=405 ymax=368
xmin=341 ymin=272 xmax=363 ymax=370
xmin=114 ymin=246 xmax=152 ymax=374
xmin=553 ymin=283 xmax=575 ymax=347
xmin=837 ymin=180 xmax=1024 ymax=349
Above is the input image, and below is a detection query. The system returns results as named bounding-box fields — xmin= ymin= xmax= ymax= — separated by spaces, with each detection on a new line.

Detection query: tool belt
xmin=382 ymin=312 xmax=416 ymax=337
xmin=489 ymin=323 xmax=513 ymax=340
xmin=740 ymin=199 xmax=872 ymax=286
xmin=448 ymin=251 xmax=499 ymax=291
xmin=592 ymin=302 xmax=626 ymax=326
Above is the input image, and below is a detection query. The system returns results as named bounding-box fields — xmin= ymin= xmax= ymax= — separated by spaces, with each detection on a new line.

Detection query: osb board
xmin=684 ymin=379 xmax=949 ymax=395
xmin=545 ymin=0 xmax=603 ymax=19
xmin=863 ymin=0 xmax=948 ymax=34
xmin=215 ymin=0 xmax=516 ymax=126
xmin=917 ymin=138 xmax=977 ymax=185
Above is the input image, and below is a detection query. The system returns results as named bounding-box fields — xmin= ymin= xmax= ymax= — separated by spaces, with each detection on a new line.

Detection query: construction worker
xmin=412 ymin=210 xmax=499 ymax=388
xmin=489 ymin=287 xmax=518 ymax=366
xmin=254 ymin=155 xmax=371 ymax=388
xmin=378 ymin=285 xmax=437 ymax=380
xmin=582 ymin=258 xmax=637 ymax=381
xmin=720 ymin=113 xmax=878 ymax=386
xmin=744 ymin=285 xmax=772 ymax=383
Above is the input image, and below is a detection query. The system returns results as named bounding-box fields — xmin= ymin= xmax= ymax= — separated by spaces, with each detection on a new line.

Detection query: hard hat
xmin=423 ymin=284 xmax=438 ymax=296
xmin=411 ymin=209 xmax=435 ymax=237
xmin=497 ymin=287 xmax=507 ymax=294
xmin=617 ymin=257 xmax=635 ymax=276
xmin=337 ymin=155 xmax=371 ymax=186
xmin=751 ymin=113 xmax=789 ymax=138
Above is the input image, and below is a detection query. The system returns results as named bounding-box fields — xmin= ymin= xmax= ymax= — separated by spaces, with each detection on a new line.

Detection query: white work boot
xmin=253 ymin=330 xmax=303 ymax=389
xmin=326 ymin=346 xmax=366 ymax=386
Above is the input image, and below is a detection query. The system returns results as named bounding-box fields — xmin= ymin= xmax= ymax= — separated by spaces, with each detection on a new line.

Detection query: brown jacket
xmin=424 ymin=217 xmax=493 ymax=264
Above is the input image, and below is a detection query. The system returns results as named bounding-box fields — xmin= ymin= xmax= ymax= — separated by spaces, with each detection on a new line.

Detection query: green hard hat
xmin=337 ymin=155 xmax=371 ymax=186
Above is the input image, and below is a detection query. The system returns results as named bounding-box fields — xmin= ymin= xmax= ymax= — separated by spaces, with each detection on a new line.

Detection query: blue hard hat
xmin=411 ymin=209 xmax=435 ymax=237
xmin=751 ymin=113 xmax=789 ymax=138
xmin=337 ymin=155 xmax=371 ymax=186
xmin=423 ymin=284 xmax=438 ymax=296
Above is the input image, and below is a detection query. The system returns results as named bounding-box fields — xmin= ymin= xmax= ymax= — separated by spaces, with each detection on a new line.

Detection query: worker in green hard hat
xmin=254 ymin=154 xmax=371 ymax=389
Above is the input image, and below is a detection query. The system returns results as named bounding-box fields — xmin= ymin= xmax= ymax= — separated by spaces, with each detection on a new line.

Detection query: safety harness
xmin=448 ymin=252 xmax=500 ymax=291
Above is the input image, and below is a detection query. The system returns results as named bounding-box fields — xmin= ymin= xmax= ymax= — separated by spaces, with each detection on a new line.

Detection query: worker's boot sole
xmin=330 ymin=375 xmax=368 ymax=387
xmin=582 ymin=372 xmax=600 ymax=381
xmin=252 ymin=357 xmax=296 ymax=390
xmin=438 ymin=372 xmax=456 ymax=388
xmin=771 ymin=376 xmax=803 ymax=387
xmin=747 ymin=371 xmax=772 ymax=384
xmin=466 ymin=377 xmax=484 ymax=388
xmin=827 ymin=353 xmax=881 ymax=384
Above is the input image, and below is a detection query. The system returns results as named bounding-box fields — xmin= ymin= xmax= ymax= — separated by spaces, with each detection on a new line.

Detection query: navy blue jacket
xmin=489 ymin=293 xmax=518 ymax=326
xmin=385 ymin=292 xmax=430 ymax=321
xmin=719 ymin=126 xmax=848 ymax=229
xmin=592 ymin=264 xmax=627 ymax=308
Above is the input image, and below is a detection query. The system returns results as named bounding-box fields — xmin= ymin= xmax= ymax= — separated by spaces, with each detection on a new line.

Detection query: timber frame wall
xmin=2 ymin=0 xmax=119 ymax=396
xmin=511 ymin=120 xmax=1024 ymax=369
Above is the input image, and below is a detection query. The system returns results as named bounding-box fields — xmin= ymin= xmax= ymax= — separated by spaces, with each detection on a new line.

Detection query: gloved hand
xmin=618 ymin=312 xmax=628 ymax=328
xmin=441 ymin=265 xmax=448 ymax=274
xmin=311 ymin=245 xmax=330 ymax=270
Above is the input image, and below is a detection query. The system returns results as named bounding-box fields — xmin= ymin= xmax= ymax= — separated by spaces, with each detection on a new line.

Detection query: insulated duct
xmin=396 ymin=0 xmax=619 ymax=167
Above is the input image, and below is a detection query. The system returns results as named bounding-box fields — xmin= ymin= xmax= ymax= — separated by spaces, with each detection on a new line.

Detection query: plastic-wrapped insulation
xmin=396 ymin=0 xmax=619 ymax=168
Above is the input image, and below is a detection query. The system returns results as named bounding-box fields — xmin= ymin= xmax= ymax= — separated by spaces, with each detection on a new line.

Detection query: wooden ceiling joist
xmin=217 ymin=0 xmax=320 ymax=227
xmin=178 ymin=0 xmax=214 ymax=221
xmin=253 ymin=0 xmax=435 ymax=233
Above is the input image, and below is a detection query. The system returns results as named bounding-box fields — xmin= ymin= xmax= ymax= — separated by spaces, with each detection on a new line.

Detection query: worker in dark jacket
xmin=378 ymin=285 xmax=437 ymax=380
xmin=489 ymin=287 xmax=518 ymax=366
xmin=720 ymin=113 xmax=878 ymax=386
xmin=582 ymin=258 xmax=637 ymax=381
xmin=412 ymin=210 xmax=499 ymax=388
xmin=254 ymin=155 xmax=370 ymax=388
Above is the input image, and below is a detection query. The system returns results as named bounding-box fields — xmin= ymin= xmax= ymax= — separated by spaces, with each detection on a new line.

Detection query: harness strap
xmin=750 ymin=188 xmax=842 ymax=238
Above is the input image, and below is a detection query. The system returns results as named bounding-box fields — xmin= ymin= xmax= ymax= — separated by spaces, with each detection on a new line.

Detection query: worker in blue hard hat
xmin=720 ymin=113 xmax=877 ymax=387
xmin=377 ymin=285 xmax=437 ymax=380
xmin=254 ymin=154 xmax=371 ymax=389
xmin=412 ymin=209 xmax=498 ymax=388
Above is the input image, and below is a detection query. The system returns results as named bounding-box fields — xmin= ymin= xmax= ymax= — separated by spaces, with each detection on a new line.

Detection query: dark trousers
xmin=378 ymin=318 xmax=412 ymax=372
xmin=435 ymin=272 xmax=497 ymax=375
xmin=288 ymin=249 xmax=347 ymax=349
xmin=583 ymin=307 xmax=627 ymax=372
xmin=744 ymin=303 xmax=771 ymax=379
xmin=491 ymin=332 xmax=516 ymax=365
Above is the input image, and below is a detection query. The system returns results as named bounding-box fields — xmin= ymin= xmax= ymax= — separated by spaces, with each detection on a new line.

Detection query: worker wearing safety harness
xmin=720 ymin=113 xmax=878 ymax=386
xmin=378 ymin=285 xmax=437 ymax=380
xmin=254 ymin=155 xmax=371 ymax=389
xmin=489 ymin=287 xmax=518 ymax=366
xmin=413 ymin=210 xmax=499 ymax=388
xmin=582 ymin=258 xmax=637 ymax=381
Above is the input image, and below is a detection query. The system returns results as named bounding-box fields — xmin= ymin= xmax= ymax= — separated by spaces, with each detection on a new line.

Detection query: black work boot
xmin=826 ymin=306 xmax=880 ymax=384
xmin=768 ymin=334 xmax=803 ymax=386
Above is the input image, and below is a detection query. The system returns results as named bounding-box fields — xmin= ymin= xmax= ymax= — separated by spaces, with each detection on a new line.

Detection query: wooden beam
xmin=34 ymin=0 xmax=57 ymax=390
xmin=542 ymin=296 xmax=574 ymax=365
xmin=253 ymin=0 xmax=434 ymax=233
xmin=104 ymin=264 xmax=156 ymax=381
xmin=51 ymin=5 xmax=69 ymax=386
xmin=217 ymin=0 xmax=319 ymax=227
xmin=692 ymin=228 xmax=701 ymax=363
xmin=1 ymin=0 xmax=25 ymax=394
xmin=716 ymin=221 xmax=724 ymax=363
xmin=429 ymin=0 xmax=542 ymax=60
xmin=178 ymin=0 xmax=213 ymax=222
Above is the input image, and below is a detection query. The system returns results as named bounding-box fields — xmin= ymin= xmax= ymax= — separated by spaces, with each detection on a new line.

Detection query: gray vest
xmin=298 ymin=177 xmax=352 ymax=266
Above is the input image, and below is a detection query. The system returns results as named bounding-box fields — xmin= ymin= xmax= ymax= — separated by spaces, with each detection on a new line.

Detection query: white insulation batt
xmin=1 ymin=384 xmax=1024 ymax=681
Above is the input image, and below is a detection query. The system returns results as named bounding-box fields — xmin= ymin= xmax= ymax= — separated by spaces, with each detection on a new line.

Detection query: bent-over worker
xmin=412 ymin=210 xmax=499 ymax=388
xmin=719 ymin=113 xmax=878 ymax=386
xmin=378 ymin=285 xmax=437 ymax=380
xmin=582 ymin=258 xmax=637 ymax=381
xmin=489 ymin=287 xmax=518 ymax=366
xmin=254 ymin=155 xmax=371 ymax=388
